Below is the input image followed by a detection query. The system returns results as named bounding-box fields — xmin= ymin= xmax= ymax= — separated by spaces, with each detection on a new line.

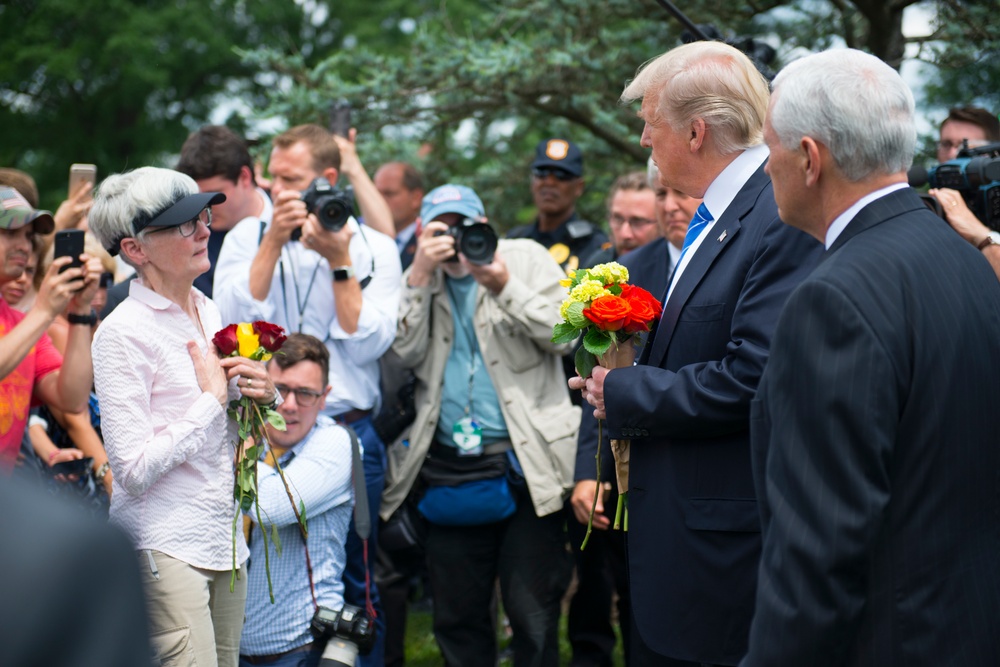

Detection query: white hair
xmin=646 ymin=156 xmax=659 ymax=187
xmin=770 ymin=48 xmax=916 ymax=181
xmin=89 ymin=167 xmax=198 ymax=268
xmin=621 ymin=41 xmax=770 ymax=155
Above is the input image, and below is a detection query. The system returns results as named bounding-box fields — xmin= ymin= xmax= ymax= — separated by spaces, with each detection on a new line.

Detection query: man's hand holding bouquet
xmin=552 ymin=262 xmax=662 ymax=545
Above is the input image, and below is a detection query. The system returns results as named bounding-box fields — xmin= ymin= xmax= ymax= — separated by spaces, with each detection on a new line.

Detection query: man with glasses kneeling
xmin=240 ymin=333 xmax=355 ymax=667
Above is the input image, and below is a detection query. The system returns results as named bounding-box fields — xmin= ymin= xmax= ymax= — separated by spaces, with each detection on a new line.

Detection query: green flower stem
xmin=614 ymin=492 xmax=625 ymax=531
xmin=580 ymin=418 xmax=604 ymax=551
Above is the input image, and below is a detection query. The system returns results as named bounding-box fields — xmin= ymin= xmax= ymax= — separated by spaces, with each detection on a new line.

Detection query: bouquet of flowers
xmin=551 ymin=262 xmax=662 ymax=543
xmin=212 ymin=321 xmax=291 ymax=600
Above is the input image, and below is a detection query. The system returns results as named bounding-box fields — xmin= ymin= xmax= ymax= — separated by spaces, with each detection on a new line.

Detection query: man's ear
xmin=321 ymin=167 xmax=339 ymax=186
xmin=690 ymin=118 xmax=707 ymax=152
xmin=238 ymin=165 xmax=255 ymax=189
xmin=801 ymin=137 xmax=823 ymax=188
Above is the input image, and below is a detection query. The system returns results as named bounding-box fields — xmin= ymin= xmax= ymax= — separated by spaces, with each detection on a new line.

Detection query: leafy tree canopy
xmin=244 ymin=0 xmax=1000 ymax=230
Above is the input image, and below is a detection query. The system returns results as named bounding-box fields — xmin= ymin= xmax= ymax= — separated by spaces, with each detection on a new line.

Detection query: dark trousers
xmin=376 ymin=538 xmax=426 ymax=667
xmin=566 ymin=486 xmax=630 ymax=667
xmin=341 ymin=416 xmax=386 ymax=667
xmin=425 ymin=484 xmax=572 ymax=667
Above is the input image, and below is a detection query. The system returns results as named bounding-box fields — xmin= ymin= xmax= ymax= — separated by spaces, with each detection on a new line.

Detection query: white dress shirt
xmin=93 ymin=280 xmax=249 ymax=570
xmin=213 ymin=217 xmax=402 ymax=415
xmin=666 ymin=144 xmax=770 ymax=301
xmin=824 ymin=182 xmax=911 ymax=249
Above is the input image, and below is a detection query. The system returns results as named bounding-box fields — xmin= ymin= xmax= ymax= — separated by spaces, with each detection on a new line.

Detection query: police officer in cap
xmin=507 ymin=138 xmax=608 ymax=273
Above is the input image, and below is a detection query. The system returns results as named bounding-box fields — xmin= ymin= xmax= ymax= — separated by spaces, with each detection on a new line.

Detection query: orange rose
xmin=584 ymin=295 xmax=631 ymax=331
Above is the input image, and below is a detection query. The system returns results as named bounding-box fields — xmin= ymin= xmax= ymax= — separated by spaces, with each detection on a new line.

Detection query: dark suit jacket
xmin=576 ymin=237 xmax=675 ymax=482
xmin=0 ymin=477 xmax=153 ymax=666
xmin=399 ymin=232 xmax=417 ymax=272
xmin=743 ymin=187 xmax=1000 ymax=667
xmin=603 ymin=163 xmax=822 ymax=664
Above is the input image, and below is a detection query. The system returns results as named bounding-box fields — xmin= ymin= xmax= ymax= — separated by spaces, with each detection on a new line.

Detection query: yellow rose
xmin=236 ymin=322 xmax=260 ymax=358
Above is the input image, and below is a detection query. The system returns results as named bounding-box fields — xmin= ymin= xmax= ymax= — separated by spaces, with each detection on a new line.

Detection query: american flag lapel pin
xmin=717 ymin=230 xmax=728 ymax=243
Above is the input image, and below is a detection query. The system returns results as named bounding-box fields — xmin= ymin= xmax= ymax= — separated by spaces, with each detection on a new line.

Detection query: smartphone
xmin=49 ymin=456 xmax=94 ymax=477
xmin=53 ymin=229 xmax=85 ymax=273
xmin=329 ymin=102 xmax=352 ymax=138
xmin=68 ymin=163 xmax=97 ymax=200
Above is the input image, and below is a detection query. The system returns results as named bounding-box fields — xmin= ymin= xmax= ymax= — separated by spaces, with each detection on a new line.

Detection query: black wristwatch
xmin=331 ymin=266 xmax=355 ymax=282
xmin=67 ymin=309 xmax=98 ymax=326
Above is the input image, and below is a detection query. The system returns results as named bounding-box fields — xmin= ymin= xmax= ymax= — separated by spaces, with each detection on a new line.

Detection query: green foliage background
xmin=3 ymin=0 xmax=998 ymax=223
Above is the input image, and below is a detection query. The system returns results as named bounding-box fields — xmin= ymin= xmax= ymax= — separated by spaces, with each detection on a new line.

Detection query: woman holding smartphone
xmin=88 ymin=167 xmax=277 ymax=667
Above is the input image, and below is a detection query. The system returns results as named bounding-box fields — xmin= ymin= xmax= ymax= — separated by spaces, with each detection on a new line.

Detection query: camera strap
xmin=279 ymin=425 xmax=373 ymax=617
xmin=346 ymin=424 xmax=378 ymax=621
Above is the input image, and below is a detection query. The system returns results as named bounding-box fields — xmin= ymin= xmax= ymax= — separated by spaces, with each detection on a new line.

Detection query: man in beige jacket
xmin=382 ymin=183 xmax=578 ymax=667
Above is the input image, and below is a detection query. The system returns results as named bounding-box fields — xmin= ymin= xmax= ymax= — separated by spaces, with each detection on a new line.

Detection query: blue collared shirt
xmin=240 ymin=415 xmax=354 ymax=656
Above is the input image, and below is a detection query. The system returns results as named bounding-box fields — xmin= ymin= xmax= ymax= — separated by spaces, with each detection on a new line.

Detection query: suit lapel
xmin=826 ymin=186 xmax=926 ymax=257
xmin=645 ymin=163 xmax=770 ymax=368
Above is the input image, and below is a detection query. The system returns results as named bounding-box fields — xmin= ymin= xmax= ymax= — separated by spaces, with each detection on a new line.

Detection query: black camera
xmin=292 ymin=178 xmax=354 ymax=240
xmin=434 ymin=217 xmax=498 ymax=265
xmin=309 ymin=604 xmax=376 ymax=666
xmin=922 ymin=141 xmax=1000 ymax=230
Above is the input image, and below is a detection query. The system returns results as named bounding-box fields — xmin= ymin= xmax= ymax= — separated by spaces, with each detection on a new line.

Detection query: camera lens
xmin=318 ymin=198 xmax=350 ymax=232
xmin=317 ymin=639 xmax=359 ymax=667
xmin=459 ymin=223 xmax=498 ymax=265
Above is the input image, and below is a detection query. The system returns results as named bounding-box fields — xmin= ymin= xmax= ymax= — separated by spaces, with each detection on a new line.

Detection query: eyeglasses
xmin=274 ymin=383 xmax=324 ymax=407
xmin=937 ymin=139 xmax=990 ymax=153
xmin=146 ymin=207 xmax=213 ymax=237
xmin=531 ymin=167 xmax=577 ymax=182
xmin=609 ymin=213 xmax=656 ymax=230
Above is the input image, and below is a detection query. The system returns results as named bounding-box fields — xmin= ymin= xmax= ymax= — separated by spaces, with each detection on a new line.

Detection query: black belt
xmin=240 ymin=643 xmax=315 ymax=665
xmin=335 ymin=407 xmax=372 ymax=424
xmin=429 ymin=439 xmax=513 ymax=458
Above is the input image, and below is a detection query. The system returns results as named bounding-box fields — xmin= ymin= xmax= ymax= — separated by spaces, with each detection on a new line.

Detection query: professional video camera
xmin=434 ymin=217 xmax=499 ymax=265
xmin=309 ymin=604 xmax=376 ymax=667
xmin=291 ymin=178 xmax=355 ymax=240
xmin=915 ymin=141 xmax=1000 ymax=229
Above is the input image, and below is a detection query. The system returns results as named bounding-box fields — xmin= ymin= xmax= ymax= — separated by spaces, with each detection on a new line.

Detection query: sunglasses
xmin=531 ymin=167 xmax=577 ymax=182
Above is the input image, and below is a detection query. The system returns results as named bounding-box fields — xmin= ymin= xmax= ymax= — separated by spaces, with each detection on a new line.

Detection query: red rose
xmin=253 ymin=320 xmax=287 ymax=353
xmin=213 ymin=323 xmax=240 ymax=356
xmin=621 ymin=285 xmax=663 ymax=333
xmin=584 ymin=295 xmax=631 ymax=331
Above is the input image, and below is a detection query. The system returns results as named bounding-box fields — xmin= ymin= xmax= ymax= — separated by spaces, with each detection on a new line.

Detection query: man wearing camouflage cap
xmin=0 ymin=187 xmax=102 ymax=471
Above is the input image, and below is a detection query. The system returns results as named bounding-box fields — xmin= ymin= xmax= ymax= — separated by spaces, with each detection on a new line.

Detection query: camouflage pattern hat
xmin=0 ymin=187 xmax=55 ymax=234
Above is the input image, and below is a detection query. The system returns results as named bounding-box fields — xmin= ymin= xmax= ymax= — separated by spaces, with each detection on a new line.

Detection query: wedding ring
xmin=247 ymin=378 xmax=253 ymax=387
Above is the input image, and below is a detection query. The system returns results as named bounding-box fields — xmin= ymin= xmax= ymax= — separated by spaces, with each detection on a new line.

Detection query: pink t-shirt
xmin=0 ymin=300 xmax=63 ymax=470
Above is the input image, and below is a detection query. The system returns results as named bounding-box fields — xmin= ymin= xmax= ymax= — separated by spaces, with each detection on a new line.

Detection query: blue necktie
xmin=678 ymin=203 xmax=713 ymax=263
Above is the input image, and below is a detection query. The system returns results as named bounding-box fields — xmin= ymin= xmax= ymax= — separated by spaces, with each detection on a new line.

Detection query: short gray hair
xmin=89 ymin=167 xmax=198 ymax=266
xmin=621 ymin=41 xmax=770 ymax=156
xmin=770 ymin=48 xmax=915 ymax=181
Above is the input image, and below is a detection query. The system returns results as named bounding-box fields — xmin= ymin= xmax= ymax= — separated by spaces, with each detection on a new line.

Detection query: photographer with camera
xmin=385 ymin=183 xmax=577 ymax=666
xmin=214 ymin=123 xmax=401 ymax=667
xmin=240 ymin=333 xmax=374 ymax=667
xmin=925 ymin=107 xmax=1000 ymax=279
